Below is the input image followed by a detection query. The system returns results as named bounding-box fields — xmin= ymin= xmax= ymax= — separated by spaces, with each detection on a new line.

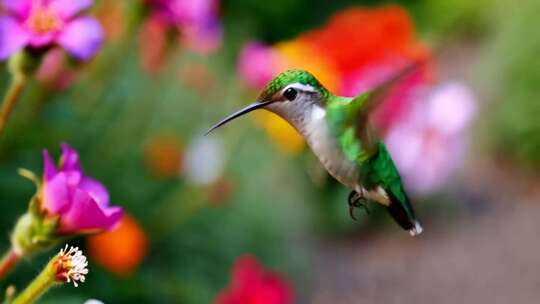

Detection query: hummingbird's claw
xmin=349 ymin=205 xmax=358 ymax=221
xmin=348 ymin=190 xmax=369 ymax=220
xmin=348 ymin=191 xmax=359 ymax=220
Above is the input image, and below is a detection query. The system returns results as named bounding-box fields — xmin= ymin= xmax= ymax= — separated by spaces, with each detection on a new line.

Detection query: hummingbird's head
xmin=206 ymin=70 xmax=329 ymax=134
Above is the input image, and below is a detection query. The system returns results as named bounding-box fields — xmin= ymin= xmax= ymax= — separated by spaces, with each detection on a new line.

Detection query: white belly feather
xmin=300 ymin=106 xmax=359 ymax=190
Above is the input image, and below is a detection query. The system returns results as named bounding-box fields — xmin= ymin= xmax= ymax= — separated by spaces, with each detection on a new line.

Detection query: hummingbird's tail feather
xmin=364 ymin=142 xmax=423 ymax=236
xmin=386 ymin=190 xmax=423 ymax=237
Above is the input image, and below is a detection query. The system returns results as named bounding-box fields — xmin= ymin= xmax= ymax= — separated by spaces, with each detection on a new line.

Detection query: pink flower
xmin=42 ymin=143 xmax=123 ymax=234
xmin=238 ymin=41 xmax=282 ymax=89
xmin=385 ymin=82 xmax=477 ymax=194
xmin=35 ymin=48 xmax=75 ymax=90
xmin=146 ymin=0 xmax=222 ymax=53
xmin=215 ymin=255 xmax=294 ymax=304
xmin=139 ymin=14 xmax=167 ymax=74
xmin=0 ymin=0 xmax=103 ymax=60
xmin=339 ymin=59 xmax=430 ymax=133
xmin=181 ymin=17 xmax=221 ymax=54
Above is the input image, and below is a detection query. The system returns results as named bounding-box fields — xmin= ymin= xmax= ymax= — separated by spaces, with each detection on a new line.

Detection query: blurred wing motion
xmin=326 ymin=63 xmax=423 ymax=235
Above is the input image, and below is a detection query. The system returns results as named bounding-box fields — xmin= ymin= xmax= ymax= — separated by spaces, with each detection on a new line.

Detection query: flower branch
xmin=0 ymin=72 xmax=27 ymax=136
xmin=12 ymin=245 xmax=88 ymax=304
xmin=0 ymin=248 xmax=20 ymax=281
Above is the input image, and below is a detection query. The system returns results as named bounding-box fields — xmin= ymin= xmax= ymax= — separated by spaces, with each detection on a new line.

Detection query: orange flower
xmin=275 ymin=40 xmax=340 ymax=92
xmin=300 ymin=5 xmax=429 ymax=76
xmin=86 ymin=215 xmax=147 ymax=276
xmin=179 ymin=63 xmax=216 ymax=96
xmin=261 ymin=112 xmax=304 ymax=156
xmin=206 ymin=177 xmax=235 ymax=206
xmin=143 ymin=135 xmax=183 ymax=178
xmin=96 ymin=1 xmax=126 ymax=42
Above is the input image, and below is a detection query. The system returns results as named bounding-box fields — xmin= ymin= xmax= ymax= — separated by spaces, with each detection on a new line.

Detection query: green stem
xmin=12 ymin=258 xmax=57 ymax=304
xmin=0 ymin=248 xmax=20 ymax=281
xmin=0 ymin=74 xmax=27 ymax=136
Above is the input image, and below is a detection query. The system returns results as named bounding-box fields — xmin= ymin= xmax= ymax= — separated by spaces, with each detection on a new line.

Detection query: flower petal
xmin=59 ymin=143 xmax=82 ymax=171
xmin=42 ymin=172 xmax=70 ymax=214
xmin=1 ymin=0 xmax=32 ymax=18
xmin=231 ymin=255 xmax=264 ymax=291
xmin=79 ymin=177 xmax=110 ymax=206
xmin=0 ymin=16 xmax=30 ymax=60
xmin=57 ymin=17 xmax=103 ymax=60
xmin=216 ymin=255 xmax=294 ymax=304
xmin=238 ymin=41 xmax=281 ymax=88
xmin=426 ymin=83 xmax=477 ymax=134
xmin=64 ymin=170 xmax=82 ymax=187
xmin=42 ymin=149 xmax=58 ymax=181
xmin=182 ymin=19 xmax=222 ymax=54
xmin=59 ymin=189 xmax=122 ymax=233
xmin=48 ymin=0 xmax=93 ymax=20
xmin=27 ymin=32 xmax=57 ymax=48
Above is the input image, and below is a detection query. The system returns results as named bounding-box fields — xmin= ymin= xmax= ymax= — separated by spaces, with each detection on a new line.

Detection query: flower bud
xmin=11 ymin=143 xmax=123 ymax=257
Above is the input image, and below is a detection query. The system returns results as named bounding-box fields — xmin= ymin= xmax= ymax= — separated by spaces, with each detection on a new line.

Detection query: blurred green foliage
xmin=0 ymin=38 xmax=312 ymax=302
xmin=481 ymin=0 xmax=540 ymax=166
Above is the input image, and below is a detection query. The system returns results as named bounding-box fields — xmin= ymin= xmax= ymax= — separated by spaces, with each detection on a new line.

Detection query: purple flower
xmin=181 ymin=17 xmax=222 ymax=54
xmin=385 ymin=82 xmax=477 ymax=195
xmin=146 ymin=0 xmax=222 ymax=53
xmin=41 ymin=143 xmax=122 ymax=234
xmin=0 ymin=0 xmax=103 ymax=60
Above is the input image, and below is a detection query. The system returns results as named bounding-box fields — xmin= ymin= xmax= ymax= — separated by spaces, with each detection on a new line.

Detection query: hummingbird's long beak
xmin=205 ymin=100 xmax=273 ymax=135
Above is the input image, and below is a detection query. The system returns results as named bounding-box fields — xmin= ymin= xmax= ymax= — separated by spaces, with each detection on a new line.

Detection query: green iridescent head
xmin=260 ymin=69 xmax=329 ymax=100
xmin=206 ymin=69 xmax=329 ymax=135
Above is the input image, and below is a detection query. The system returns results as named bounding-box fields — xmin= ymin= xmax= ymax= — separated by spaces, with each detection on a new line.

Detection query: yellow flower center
xmin=26 ymin=3 xmax=63 ymax=34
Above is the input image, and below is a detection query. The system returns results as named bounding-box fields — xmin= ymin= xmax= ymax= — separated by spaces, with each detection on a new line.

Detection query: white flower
xmin=183 ymin=135 xmax=225 ymax=185
xmin=55 ymin=245 xmax=89 ymax=287
xmin=386 ymin=82 xmax=477 ymax=195
xmin=84 ymin=299 xmax=105 ymax=304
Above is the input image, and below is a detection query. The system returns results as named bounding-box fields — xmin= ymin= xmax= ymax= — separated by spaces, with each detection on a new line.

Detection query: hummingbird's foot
xmin=348 ymin=190 xmax=370 ymax=221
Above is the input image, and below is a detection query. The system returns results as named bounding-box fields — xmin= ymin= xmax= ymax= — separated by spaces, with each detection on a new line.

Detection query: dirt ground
xmin=311 ymin=163 xmax=540 ymax=304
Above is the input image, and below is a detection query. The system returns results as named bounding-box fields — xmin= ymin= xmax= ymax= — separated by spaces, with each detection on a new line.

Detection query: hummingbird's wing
xmin=352 ymin=63 xmax=418 ymax=114
xmin=326 ymin=63 xmax=418 ymax=159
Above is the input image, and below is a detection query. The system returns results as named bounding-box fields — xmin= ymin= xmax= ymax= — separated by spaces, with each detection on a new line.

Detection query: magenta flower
xmin=41 ymin=143 xmax=122 ymax=234
xmin=0 ymin=0 xmax=103 ymax=60
xmin=146 ymin=0 xmax=222 ymax=53
xmin=339 ymin=59 xmax=429 ymax=133
xmin=238 ymin=41 xmax=282 ymax=89
xmin=385 ymin=82 xmax=477 ymax=194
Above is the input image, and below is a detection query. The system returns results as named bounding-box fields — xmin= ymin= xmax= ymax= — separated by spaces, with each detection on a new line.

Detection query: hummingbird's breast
xmin=297 ymin=106 xmax=360 ymax=190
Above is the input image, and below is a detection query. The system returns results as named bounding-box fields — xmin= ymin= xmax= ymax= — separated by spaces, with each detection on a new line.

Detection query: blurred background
xmin=1 ymin=0 xmax=540 ymax=303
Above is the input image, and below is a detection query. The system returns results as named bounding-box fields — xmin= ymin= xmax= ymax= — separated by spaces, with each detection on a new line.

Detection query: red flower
xmin=300 ymin=5 xmax=427 ymax=76
xmin=86 ymin=214 xmax=148 ymax=276
xmin=300 ymin=5 xmax=434 ymax=133
xmin=215 ymin=255 xmax=294 ymax=304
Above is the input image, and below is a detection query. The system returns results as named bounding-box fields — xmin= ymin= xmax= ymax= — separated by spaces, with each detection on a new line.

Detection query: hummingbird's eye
xmin=283 ymin=88 xmax=298 ymax=101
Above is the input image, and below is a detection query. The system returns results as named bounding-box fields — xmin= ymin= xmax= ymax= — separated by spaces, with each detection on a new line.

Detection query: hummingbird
xmin=206 ymin=66 xmax=423 ymax=236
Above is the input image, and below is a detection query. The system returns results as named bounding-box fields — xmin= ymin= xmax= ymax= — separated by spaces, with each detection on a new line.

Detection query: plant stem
xmin=0 ymin=74 xmax=27 ymax=136
xmin=12 ymin=258 xmax=56 ymax=304
xmin=0 ymin=248 xmax=20 ymax=281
